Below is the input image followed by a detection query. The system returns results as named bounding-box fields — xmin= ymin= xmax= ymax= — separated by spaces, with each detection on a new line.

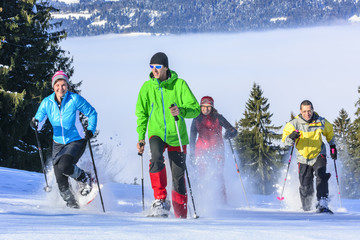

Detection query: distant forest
xmin=51 ymin=0 xmax=360 ymax=36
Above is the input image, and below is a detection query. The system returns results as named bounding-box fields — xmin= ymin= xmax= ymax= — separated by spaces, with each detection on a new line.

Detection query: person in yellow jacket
xmin=136 ymin=52 xmax=200 ymax=218
xmin=282 ymin=100 xmax=337 ymax=213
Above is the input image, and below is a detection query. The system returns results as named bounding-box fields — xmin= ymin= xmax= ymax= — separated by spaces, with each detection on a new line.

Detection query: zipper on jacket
xmin=160 ymin=86 xmax=167 ymax=142
xmin=58 ymin=94 xmax=67 ymax=144
xmin=59 ymin=103 xmax=66 ymax=144
xmin=150 ymin=102 xmax=154 ymax=119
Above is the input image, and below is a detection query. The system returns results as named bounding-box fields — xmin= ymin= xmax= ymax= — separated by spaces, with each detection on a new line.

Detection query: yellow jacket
xmin=282 ymin=112 xmax=335 ymax=165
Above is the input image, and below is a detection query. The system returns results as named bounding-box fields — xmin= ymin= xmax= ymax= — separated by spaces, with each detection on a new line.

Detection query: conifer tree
xmin=345 ymin=87 xmax=360 ymax=198
xmin=234 ymin=83 xmax=284 ymax=194
xmin=290 ymin=111 xmax=296 ymax=120
xmin=0 ymin=0 xmax=74 ymax=170
xmin=333 ymin=108 xmax=351 ymax=152
xmin=333 ymin=108 xmax=354 ymax=198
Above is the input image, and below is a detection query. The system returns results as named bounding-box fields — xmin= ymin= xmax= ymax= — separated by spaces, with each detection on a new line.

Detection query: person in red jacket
xmin=189 ymin=96 xmax=237 ymax=203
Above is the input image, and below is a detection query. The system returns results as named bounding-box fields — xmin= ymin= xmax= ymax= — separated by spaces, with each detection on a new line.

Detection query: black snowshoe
xmin=316 ymin=206 xmax=334 ymax=214
xmin=316 ymin=197 xmax=333 ymax=214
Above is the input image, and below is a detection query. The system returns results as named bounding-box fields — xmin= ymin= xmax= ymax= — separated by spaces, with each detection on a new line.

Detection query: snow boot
xmin=148 ymin=199 xmax=171 ymax=217
xmin=76 ymin=170 xmax=92 ymax=196
xmin=316 ymin=197 xmax=333 ymax=214
xmin=60 ymin=188 xmax=79 ymax=209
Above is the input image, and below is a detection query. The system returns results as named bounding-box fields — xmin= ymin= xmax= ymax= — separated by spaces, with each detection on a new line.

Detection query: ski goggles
xmin=150 ymin=65 xmax=163 ymax=69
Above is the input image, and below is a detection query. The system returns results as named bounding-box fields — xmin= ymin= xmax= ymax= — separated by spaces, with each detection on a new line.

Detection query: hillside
xmin=50 ymin=0 xmax=360 ymax=36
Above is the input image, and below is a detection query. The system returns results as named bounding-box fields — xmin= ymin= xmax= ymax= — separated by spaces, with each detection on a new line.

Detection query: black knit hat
xmin=150 ymin=52 xmax=169 ymax=68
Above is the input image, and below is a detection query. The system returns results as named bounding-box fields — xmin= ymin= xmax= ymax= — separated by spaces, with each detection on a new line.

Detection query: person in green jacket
xmin=136 ymin=52 xmax=200 ymax=218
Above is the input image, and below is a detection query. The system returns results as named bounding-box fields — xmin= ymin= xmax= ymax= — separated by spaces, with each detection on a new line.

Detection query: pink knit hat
xmin=51 ymin=71 xmax=69 ymax=88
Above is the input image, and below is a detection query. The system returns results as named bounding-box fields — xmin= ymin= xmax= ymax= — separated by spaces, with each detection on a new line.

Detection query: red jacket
xmin=190 ymin=113 xmax=237 ymax=160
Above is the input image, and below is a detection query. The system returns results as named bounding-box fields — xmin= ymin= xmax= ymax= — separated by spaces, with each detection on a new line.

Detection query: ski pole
xmin=332 ymin=148 xmax=342 ymax=208
xmin=277 ymin=142 xmax=296 ymax=201
xmin=33 ymin=127 xmax=52 ymax=192
xmin=228 ymin=139 xmax=249 ymax=208
xmin=171 ymin=104 xmax=199 ymax=219
xmin=87 ymin=140 xmax=106 ymax=212
xmin=138 ymin=142 xmax=145 ymax=211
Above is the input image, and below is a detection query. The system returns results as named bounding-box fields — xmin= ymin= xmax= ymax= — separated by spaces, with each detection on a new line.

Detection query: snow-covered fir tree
xmin=0 ymin=0 xmax=74 ymax=171
xmin=344 ymin=87 xmax=360 ymax=198
xmin=234 ymin=83 xmax=284 ymax=195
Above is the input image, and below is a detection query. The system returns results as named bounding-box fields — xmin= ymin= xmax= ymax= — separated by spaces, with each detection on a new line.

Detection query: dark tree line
xmin=50 ymin=0 xmax=360 ymax=36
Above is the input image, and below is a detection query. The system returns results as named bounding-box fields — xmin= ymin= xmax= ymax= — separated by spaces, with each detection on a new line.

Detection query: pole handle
xmin=170 ymin=104 xmax=179 ymax=121
xmin=138 ymin=142 xmax=144 ymax=156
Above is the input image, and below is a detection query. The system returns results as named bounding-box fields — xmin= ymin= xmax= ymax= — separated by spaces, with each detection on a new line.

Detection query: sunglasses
xmin=150 ymin=65 xmax=163 ymax=69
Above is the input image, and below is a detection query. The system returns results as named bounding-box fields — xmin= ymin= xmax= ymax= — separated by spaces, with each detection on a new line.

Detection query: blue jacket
xmin=35 ymin=91 xmax=97 ymax=144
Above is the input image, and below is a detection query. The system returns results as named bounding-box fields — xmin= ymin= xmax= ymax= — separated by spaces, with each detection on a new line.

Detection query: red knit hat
xmin=200 ymin=96 xmax=214 ymax=107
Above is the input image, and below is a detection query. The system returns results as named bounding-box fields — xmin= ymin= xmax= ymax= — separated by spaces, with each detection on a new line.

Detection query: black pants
xmin=52 ymin=139 xmax=87 ymax=191
xmin=298 ymin=154 xmax=331 ymax=211
xmin=149 ymin=136 xmax=187 ymax=197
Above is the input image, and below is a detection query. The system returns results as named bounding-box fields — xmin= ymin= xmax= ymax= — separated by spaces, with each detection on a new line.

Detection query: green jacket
xmin=136 ymin=70 xmax=200 ymax=146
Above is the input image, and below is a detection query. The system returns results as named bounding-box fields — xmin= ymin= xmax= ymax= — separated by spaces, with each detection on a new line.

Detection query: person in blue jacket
xmin=30 ymin=71 xmax=97 ymax=209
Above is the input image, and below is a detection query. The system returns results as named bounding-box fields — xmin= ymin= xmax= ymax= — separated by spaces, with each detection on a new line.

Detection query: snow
xmin=0 ymin=64 xmax=9 ymax=68
xmin=349 ymin=15 xmax=360 ymax=23
xmin=51 ymin=12 xmax=92 ymax=20
xmin=90 ymin=17 xmax=107 ymax=27
xmin=0 ymin=163 xmax=360 ymax=240
xmin=53 ymin=0 xmax=80 ymax=4
xmin=1 ymin=163 xmax=360 ymax=240
xmin=270 ymin=17 xmax=287 ymax=23
xmin=148 ymin=10 xmax=165 ymax=27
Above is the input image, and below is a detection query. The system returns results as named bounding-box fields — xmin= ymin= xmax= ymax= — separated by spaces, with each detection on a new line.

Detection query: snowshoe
xmin=316 ymin=206 xmax=334 ymax=214
xmin=78 ymin=177 xmax=102 ymax=206
xmin=316 ymin=197 xmax=333 ymax=214
xmin=147 ymin=199 xmax=171 ymax=218
xmin=77 ymin=171 xmax=92 ymax=196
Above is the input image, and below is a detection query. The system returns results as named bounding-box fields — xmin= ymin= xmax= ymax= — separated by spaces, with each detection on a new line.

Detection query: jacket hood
xmin=296 ymin=112 xmax=319 ymax=123
xmin=149 ymin=69 xmax=178 ymax=87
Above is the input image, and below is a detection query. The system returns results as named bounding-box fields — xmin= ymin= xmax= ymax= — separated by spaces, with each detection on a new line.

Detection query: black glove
xmin=30 ymin=117 xmax=39 ymax=129
xmin=85 ymin=130 xmax=93 ymax=140
xmin=289 ymin=131 xmax=300 ymax=141
xmin=224 ymin=129 xmax=238 ymax=139
xmin=330 ymin=145 xmax=337 ymax=160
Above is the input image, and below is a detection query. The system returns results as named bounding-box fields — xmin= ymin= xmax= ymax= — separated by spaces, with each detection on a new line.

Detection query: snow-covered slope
xmin=1 ymin=167 xmax=360 ymax=240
